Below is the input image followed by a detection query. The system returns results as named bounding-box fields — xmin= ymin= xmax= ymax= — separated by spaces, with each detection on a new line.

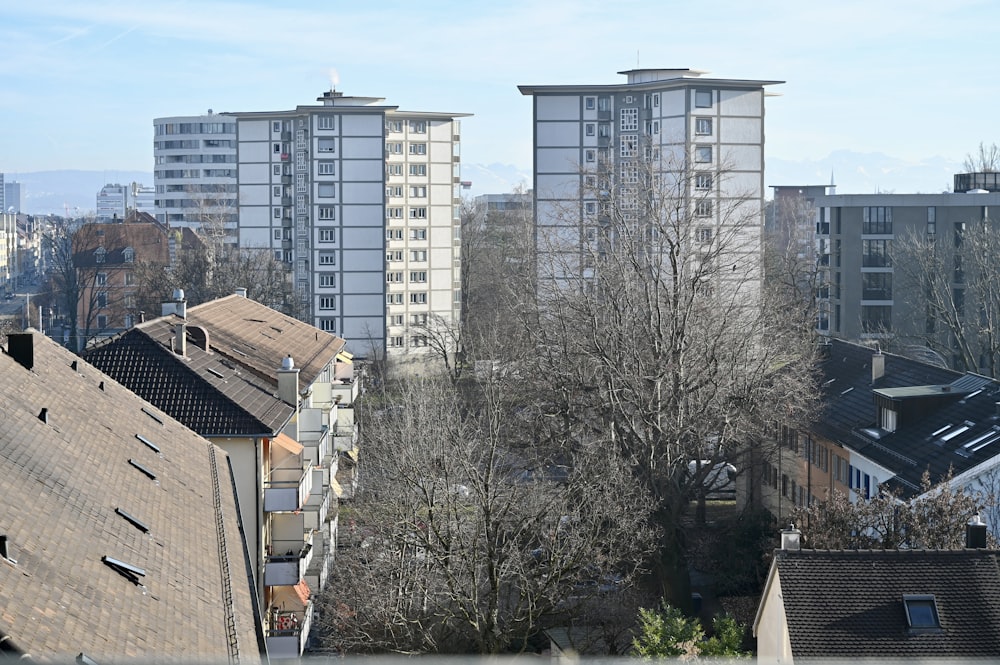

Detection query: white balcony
xmin=266 ymin=597 xmax=314 ymax=660
xmin=264 ymin=466 xmax=313 ymax=512
xmin=264 ymin=530 xmax=314 ymax=587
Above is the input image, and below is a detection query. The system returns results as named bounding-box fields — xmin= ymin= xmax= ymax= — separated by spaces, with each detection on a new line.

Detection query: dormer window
xmin=123 ymin=247 xmax=134 ymax=263
xmin=903 ymin=594 xmax=942 ymax=632
xmin=880 ymin=406 xmax=897 ymax=432
xmin=95 ymin=247 xmax=107 ymax=264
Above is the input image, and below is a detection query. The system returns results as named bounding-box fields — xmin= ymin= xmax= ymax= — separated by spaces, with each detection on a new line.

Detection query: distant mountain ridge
xmin=8 ymin=152 xmax=967 ymax=216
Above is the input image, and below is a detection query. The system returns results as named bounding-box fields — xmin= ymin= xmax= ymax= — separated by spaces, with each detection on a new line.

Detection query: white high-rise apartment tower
xmin=519 ymin=69 xmax=781 ymax=296
xmin=153 ymin=113 xmax=238 ymax=234
xmin=234 ymin=90 xmax=467 ymax=361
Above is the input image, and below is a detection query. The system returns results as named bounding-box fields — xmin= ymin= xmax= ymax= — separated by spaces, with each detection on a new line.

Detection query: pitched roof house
xmin=83 ymin=291 xmax=358 ymax=660
xmin=754 ymin=531 xmax=1000 ymax=661
xmin=0 ymin=331 xmax=262 ymax=662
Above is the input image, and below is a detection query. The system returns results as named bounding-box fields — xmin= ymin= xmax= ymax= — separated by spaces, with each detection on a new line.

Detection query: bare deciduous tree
xmin=317 ymin=376 xmax=657 ymax=655
xmin=963 ymin=142 xmax=1000 ymax=173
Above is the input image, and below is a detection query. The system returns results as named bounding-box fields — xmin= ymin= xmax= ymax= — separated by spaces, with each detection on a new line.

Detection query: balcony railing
xmin=266 ymin=601 xmax=313 ymax=660
xmin=264 ymin=466 xmax=312 ymax=512
xmin=265 ymin=532 xmax=314 ymax=587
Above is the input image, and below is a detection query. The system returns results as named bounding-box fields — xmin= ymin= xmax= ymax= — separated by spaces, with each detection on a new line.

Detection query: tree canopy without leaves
xmin=317 ymin=377 xmax=656 ymax=654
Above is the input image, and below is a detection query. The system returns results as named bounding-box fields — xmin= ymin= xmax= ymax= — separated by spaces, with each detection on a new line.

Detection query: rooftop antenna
xmin=636 ymin=49 xmax=640 ymax=67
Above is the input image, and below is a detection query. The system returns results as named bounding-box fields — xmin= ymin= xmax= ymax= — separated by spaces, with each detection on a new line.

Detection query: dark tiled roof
xmin=815 ymin=340 xmax=1000 ymax=496
xmin=774 ymin=548 xmax=1000 ymax=659
xmin=84 ymin=325 xmax=292 ymax=437
xmin=0 ymin=332 xmax=261 ymax=662
xmin=72 ymin=221 xmax=172 ymax=268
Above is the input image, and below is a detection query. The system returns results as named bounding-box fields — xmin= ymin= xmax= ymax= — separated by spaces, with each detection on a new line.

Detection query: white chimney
xmin=780 ymin=524 xmax=802 ymax=551
xmin=277 ymin=355 xmax=299 ymax=407
xmin=174 ymin=321 xmax=186 ymax=356
xmin=235 ymin=287 xmax=248 ymax=298
xmin=872 ymin=349 xmax=885 ymax=383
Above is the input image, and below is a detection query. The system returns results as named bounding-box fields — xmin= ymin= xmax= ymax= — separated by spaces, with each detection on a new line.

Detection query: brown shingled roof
xmin=0 ymin=332 xmax=262 ymax=663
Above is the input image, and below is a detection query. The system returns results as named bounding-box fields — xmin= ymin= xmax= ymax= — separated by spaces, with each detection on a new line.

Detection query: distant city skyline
xmin=2 ymin=1 xmax=998 ymax=197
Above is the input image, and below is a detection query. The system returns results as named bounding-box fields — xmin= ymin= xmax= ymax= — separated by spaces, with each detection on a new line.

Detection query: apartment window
xmin=598 ymin=123 xmax=611 ymax=138
xmin=927 ymin=207 xmax=937 ymax=235
xmin=96 ymin=292 xmax=108 ymax=308
xmin=388 ymin=336 xmax=404 ymax=347
xmin=387 ymin=228 xmax=404 ymax=240
xmin=585 ymin=149 xmax=596 ymax=163
xmin=652 ymin=93 xmax=659 ymax=107
xmin=386 ymin=142 xmax=403 ymax=154
xmin=585 ymin=96 xmax=596 ymax=110
xmin=695 ymin=146 xmax=713 ymax=163
xmin=862 ymin=305 xmax=892 ymax=333
xmin=411 ymin=335 xmax=428 ymax=348
xmin=273 ymin=143 xmax=281 ymax=154
xmin=863 ymin=206 xmax=893 ymax=234
xmin=273 ymin=186 xmax=282 ymax=197
xmin=697 ymin=227 xmax=713 ymax=243
xmin=410 ymin=292 xmax=428 ymax=304
xmin=410 ymin=120 xmax=427 ymax=133
xmin=387 ymin=271 xmax=403 ymax=283
xmin=695 ymin=173 xmax=713 ymax=190
xmin=318 ymin=161 xmax=336 ymax=175
xmin=319 ymin=319 xmax=336 ymax=332
xmin=695 ymin=90 xmax=713 ymax=108
xmin=318 ymin=184 xmax=336 ymax=198
xmin=597 ymin=96 xmax=611 ymax=112
xmin=123 ymin=247 xmax=134 ymax=263
xmin=317 ymin=115 xmax=336 ymax=130
xmin=386 ymin=186 xmax=403 ymax=198
xmin=410 ymin=186 xmax=427 ymax=198
xmin=319 ymin=274 xmax=337 ymax=287
xmin=387 ymin=293 xmax=404 ymax=305
xmin=903 ymin=595 xmax=942 ymax=632
xmin=273 ymin=229 xmax=281 ymax=240
xmin=585 ymin=201 xmax=597 ymax=215
xmin=317 ymin=138 xmax=336 ymax=153
xmin=620 ymin=108 xmax=639 ymax=132
xmin=386 ymin=120 xmax=403 ymax=133
xmin=695 ymin=117 xmax=713 ymax=135
xmin=387 ymin=163 xmax=403 ymax=176
xmin=97 ymin=315 xmax=108 ymax=329
xmin=387 ymin=250 xmax=403 ymax=262
xmin=273 ymin=165 xmax=281 ymax=176
xmin=409 ymin=164 xmax=427 ymax=176
xmin=862 ymin=272 xmax=893 ymax=300
xmin=319 ymin=228 xmax=337 ymax=243
xmin=387 ymin=207 xmax=403 ymax=219
xmin=862 ymin=239 xmax=890 ymax=267
xmin=319 ymin=253 xmax=336 ymax=265
xmin=96 ymin=272 xmax=107 ymax=286
xmin=585 ymin=123 xmax=596 ymax=137
xmin=272 ymin=121 xmax=281 ymax=133
xmin=411 ymin=313 xmax=427 ymax=325
xmin=409 ymin=271 xmax=427 ymax=283
xmin=319 ymin=297 xmax=337 ymax=310
xmin=403 ymin=251 xmax=423 ymax=263
xmin=319 ymin=206 xmax=336 ymax=220
xmin=410 ymin=207 xmax=427 ymax=219
xmin=95 ymin=247 xmax=106 ymax=264
xmin=124 ymin=273 xmax=135 ymax=286
xmin=620 ymin=135 xmax=638 ymax=158
xmin=390 ymin=315 xmax=404 ymax=326
xmin=411 ymin=229 xmax=427 ymax=240
xmin=409 ymin=143 xmax=427 ymax=155
xmin=273 ymin=208 xmax=282 ymax=219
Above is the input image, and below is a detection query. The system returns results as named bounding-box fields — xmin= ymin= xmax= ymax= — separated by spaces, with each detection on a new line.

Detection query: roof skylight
xmin=903 ymin=594 xmax=942 ymax=632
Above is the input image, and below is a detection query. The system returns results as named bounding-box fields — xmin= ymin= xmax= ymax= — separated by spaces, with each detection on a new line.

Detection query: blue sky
xmin=2 ymin=0 xmax=999 ymax=193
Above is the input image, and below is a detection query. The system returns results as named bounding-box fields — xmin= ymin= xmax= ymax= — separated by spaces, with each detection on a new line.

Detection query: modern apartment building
xmin=797 ymin=172 xmax=1000 ymax=372
xmin=519 ymin=68 xmax=780 ymax=295
xmin=152 ymin=112 xmax=238 ymax=233
xmin=2 ymin=175 xmax=22 ymax=213
xmin=233 ymin=90 xmax=467 ymax=362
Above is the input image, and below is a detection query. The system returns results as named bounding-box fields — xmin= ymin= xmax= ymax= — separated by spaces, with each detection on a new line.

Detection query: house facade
xmin=83 ymin=292 xmax=360 ymax=660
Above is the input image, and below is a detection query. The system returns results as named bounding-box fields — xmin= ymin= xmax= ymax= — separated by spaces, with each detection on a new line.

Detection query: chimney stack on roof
xmin=277 ymin=355 xmax=300 ymax=407
xmin=6 ymin=332 xmax=34 ymax=371
xmin=780 ymin=523 xmax=802 ymax=551
xmin=872 ymin=348 xmax=886 ymax=383
xmin=966 ymin=514 xmax=989 ymax=549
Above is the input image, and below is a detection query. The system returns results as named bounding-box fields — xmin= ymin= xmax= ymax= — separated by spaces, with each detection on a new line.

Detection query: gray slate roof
xmin=773 ymin=548 xmax=1000 ymax=659
xmin=0 ymin=332 xmax=262 ymax=662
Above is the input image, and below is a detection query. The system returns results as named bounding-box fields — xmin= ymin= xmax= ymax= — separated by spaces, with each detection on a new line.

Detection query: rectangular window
xmin=409 ymin=271 xmax=427 ymax=283
xmin=862 ymin=305 xmax=892 ymax=333
xmin=598 ymin=96 xmax=611 ymax=112
xmin=585 ymin=123 xmax=596 ymax=137
xmin=96 ymin=272 xmax=107 ymax=286
xmin=319 ymin=319 xmax=336 ymax=332
xmin=598 ymin=123 xmax=611 ymax=138
xmin=387 ymin=250 xmax=403 ymax=262
xmin=385 ymin=142 xmax=403 ymax=154
xmin=585 ymin=149 xmax=596 ymax=163
xmin=273 ymin=208 xmax=282 ymax=219
xmin=319 ymin=253 xmax=336 ymax=265
xmin=124 ymin=273 xmax=135 ymax=286
xmin=386 ymin=228 xmax=404 ymax=240
xmin=273 ymin=186 xmax=282 ymax=197
xmin=318 ymin=183 xmax=337 ymax=198
xmin=386 ymin=293 xmax=404 ymax=305
xmin=410 ymin=186 xmax=427 ymax=198
xmin=390 ymin=315 xmax=404 ymax=326
xmin=410 ymin=120 xmax=427 ymax=133
xmin=386 ymin=271 xmax=403 ymax=283
xmin=319 ymin=206 xmax=336 ymax=220
xmin=695 ymin=90 xmax=713 ymax=108
xmin=317 ymin=115 xmax=336 ymax=130
xmin=695 ymin=174 xmax=713 ymax=190
xmin=273 ymin=229 xmax=281 ymax=240
xmin=410 ymin=250 xmax=427 ymax=261
xmin=620 ymin=108 xmax=639 ymax=132
xmin=863 ymin=207 xmax=893 ymax=234
xmin=387 ymin=163 xmax=403 ymax=176
xmin=388 ymin=336 xmax=404 ymax=347
xmin=862 ymin=272 xmax=892 ymax=300
xmin=695 ymin=146 xmax=713 ymax=163
xmin=273 ymin=165 xmax=281 ymax=176
xmin=927 ymin=207 xmax=937 ymax=235
xmin=585 ymin=97 xmax=596 ymax=110
xmin=318 ymin=138 xmax=336 ymax=152
xmin=319 ymin=297 xmax=336 ymax=310
xmin=386 ymin=207 xmax=403 ymax=219
xmin=409 ymin=164 xmax=427 ymax=176
xmin=319 ymin=229 xmax=337 ymax=243
xmin=411 ymin=229 xmax=427 ymax=240
xmin=97 ymin=314 xmax=108 ymax=329
xmin=697 ymin=227 xmax=713 ymax=243
xmin=273 ymin=143 xmax=281 ymax=153
xmin=411 ymin=313 xmax=428 ymax=325
xmin=319 ymin=274 xmax=336 ymax=287
xmin=411 ymin=335 xmax=428 ymax=347
xmin=409 ymin=143 xmax=427 ymax=155
xmin=695 ymin=118 xmax=713 ymax=135
xmin=409 ymin=207 xmax=427 ymax=219
xmin=386 ymin=186 xmax=403 ymax=198
xmin=410 ymin=292 xmax=428 ymax=304
xmin=318 ymin=162 xmax=336 ymax=175
xmin=97 ymin=292 xmax=108 ymax=308
xmin=386 ymin=120 xmax=403 ymax=133
xmin=272 ymin=121 xmax=282 ymax=133
xmin=862 ymin=239 xmax=891 ymax=267
xmin=620 ymin=135 xmax=638 ymax=158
